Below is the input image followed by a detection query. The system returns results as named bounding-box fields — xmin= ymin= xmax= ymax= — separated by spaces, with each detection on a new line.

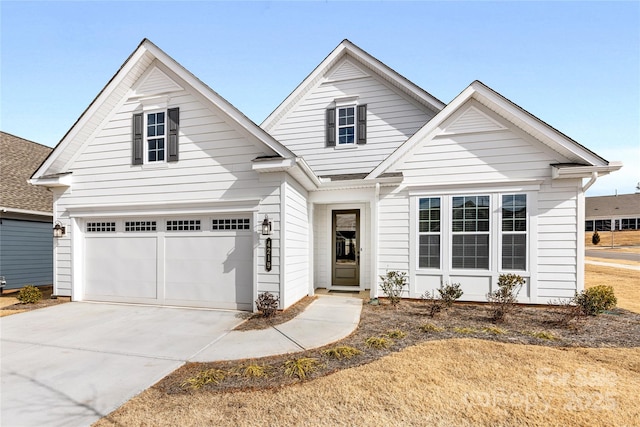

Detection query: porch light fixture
xmin=53 ymin=222 xmax=66 ymax=238
xmin=261 ymin=215 xmax=272 ymax=236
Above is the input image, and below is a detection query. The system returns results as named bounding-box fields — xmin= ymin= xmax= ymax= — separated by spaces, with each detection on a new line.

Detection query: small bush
xmin=386 ymin=329 xmax=407 ymax=339
xmin=482 ymin=326 xmax=506 ymax=335
xmin=379 ymin=270 xmax=407 ymax=307
xmin=575 ymin=285 xmax=617 ymax=316
xmin=283 ymin=357 xmax=321 ymax=380
xmin=592 ymin=230 xmax=601 ymax=245
xmin=422 ymin=282 xmax=464 ymax=317
xmin=487 ymin=274 xmax=525 ymax=323
xmin=255 ymin=292 xmax=279 ymax=318
xmin=182 ymin=368 xmax=226 ymax=390
xmin=16 ymin=285 xmax=42 ymax=304
xmin=529 ymin=331 xmax=556 ymax=340
xmin=419 ymin=323 xmax=444 ymax=333
xmin=453 ymin=327 xmax=477 ymax=335
xmin=548 ymin=298 xmax=586 ymax=327
xmin=321 ymin=346 xmax=362 ymax=360
xmin=238 ymin=364 xmax=271 ymax=378
xmin=365 ymin=336 xmax=392 ymax=349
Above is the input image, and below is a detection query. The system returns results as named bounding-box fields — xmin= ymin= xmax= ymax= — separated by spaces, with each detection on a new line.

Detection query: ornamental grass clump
xmin=283 ymin=357 xmax=321 ymax=380
xmin=321 ymin=346 xmax=362 ymax=360
xmin=182 ymin=368 xmax=226 ymax=390
xmin=365 ymin=336 xmax=392 ymax=349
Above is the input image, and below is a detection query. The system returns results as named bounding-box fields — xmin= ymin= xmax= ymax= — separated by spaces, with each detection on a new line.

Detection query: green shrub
xmin=487 ymin=274 xmax=525 ymax=322
xmin=321 ymin=346 xmax=362 ymax=360
xmin=16 ymin=285 xmax=42 ymax=304
xmin=283 ymin=357 xmax=321 ymax=380
xmin=379 ymin=270 xmax=407 ymax=307
xmin=386 ymin=329 xmax=407 ymax=339
xmin=592 ymin=230 xmax=601 ymax=245
xmin=365 ymin=336 xmax=392 ymax=349
xmin=575 ymin=285 xmax=617 ymax=316
xmin=422 ymin=282 xmax=464 ymax=317
xmin=419 ymin=323 xmax=444 ymax=333
xmin=182 ymin=368 xmax=226 ymax=390
xmin=255 ymin=292 xmax=279 ymax=318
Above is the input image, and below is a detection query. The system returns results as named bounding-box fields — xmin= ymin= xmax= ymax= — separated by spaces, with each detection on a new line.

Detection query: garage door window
xmin=86 ymin=222 xmax=116 ymax=232
xmin=212 ymin=218 xmax=250 ymax=230
xmin=166 ymin=219 xmax=201 ymax=231
xmin=125 ymin=221 xmax=157 ymax=232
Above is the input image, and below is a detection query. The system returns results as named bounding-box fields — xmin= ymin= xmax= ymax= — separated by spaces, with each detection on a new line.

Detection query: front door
xmin=332 ymin=209 xmax=360 ymax=286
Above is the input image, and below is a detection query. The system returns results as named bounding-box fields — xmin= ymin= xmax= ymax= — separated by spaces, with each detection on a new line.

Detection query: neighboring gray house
xmin=0 ymin=132 xmax=54 ymax=290
xmin=585 ymin=193 xmax=640 ymax=231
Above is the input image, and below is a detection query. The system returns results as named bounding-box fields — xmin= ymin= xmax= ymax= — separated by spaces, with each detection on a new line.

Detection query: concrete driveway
xmin=1 ymin=302 xmax=245 ymax=427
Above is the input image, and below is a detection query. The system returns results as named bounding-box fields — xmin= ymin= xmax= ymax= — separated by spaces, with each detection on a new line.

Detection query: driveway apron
xmin=0 ymin=302 xmax=244 ymax=427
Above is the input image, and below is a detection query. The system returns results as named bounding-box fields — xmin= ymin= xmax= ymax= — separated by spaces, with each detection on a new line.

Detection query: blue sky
xmin=1 ymin=1 xmax=638 ymax=196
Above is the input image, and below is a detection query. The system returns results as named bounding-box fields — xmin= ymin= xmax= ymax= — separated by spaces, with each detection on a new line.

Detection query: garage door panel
xmin=164 ymin=236 xmax=252 ymax=308
xmin=85 ymin=237 xmax=157 ymax=300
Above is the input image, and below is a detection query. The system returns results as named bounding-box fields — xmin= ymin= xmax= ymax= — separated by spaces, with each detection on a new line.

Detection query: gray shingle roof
xmin=586 ymin=194 xmax=640 ymax=218
xmin=1 ymin=132 xmax=53 ymax=213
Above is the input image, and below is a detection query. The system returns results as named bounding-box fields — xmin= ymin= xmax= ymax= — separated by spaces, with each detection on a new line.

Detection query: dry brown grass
xmin=585 ymin=230 xmax=640 ymax=247
xmin=585 ymin=264 xmax=640 ymax=313
xmin=96 ymin=339 xmax=640 ymax=427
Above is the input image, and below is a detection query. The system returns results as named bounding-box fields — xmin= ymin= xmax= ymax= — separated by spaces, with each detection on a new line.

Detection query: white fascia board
xmin=144 ymin=42 xmax=294 ymax=159
xmin=251 ymin=157 xmax=296 ymax=172
xmin=551 ymin=162 xmax=623 ymax=179
xmin=66 ymin=198 xmax=261 ymax=218
xmin=367 ymin=85 xmax=476 ymax=179
xmin=252 ymin=157 xmax=322 ymax=191
xmin=0 ymin=207 xmax=54 ymax=218
xmin=407 ymin=179 xmax=544 ymax=196
xmin=29 ymin=173 xmax=72 ymax=188
xmin=32 ymin=47 xmax=150 ymax=179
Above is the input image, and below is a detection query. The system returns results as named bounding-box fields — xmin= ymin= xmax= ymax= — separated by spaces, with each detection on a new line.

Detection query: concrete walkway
xmin=0 ymin=295 xmax=362 ymax=427
xmin=585 ymin=260 xmax=640 ymax=271
xmin=191 ymin=295 xmax=363 ymax=361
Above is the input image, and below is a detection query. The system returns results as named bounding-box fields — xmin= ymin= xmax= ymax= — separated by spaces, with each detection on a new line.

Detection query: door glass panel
xmin=335 ymin=213 xmax=357 ymax=265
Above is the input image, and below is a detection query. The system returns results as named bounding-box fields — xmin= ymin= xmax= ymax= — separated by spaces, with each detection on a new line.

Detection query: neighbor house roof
xmin=586 ymin=194 xmax=640 ymax=218
xmin=1 ymin=132 xmax=53 ymax=214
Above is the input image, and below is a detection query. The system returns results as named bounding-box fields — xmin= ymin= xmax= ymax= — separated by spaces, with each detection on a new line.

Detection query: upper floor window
xmin=132 ymin=108 xmax=179 ymax=165
xmin=326 ymin=104 xmax=367 ymax=147
xmin=146 ymin=112 xmax=165 ymax=162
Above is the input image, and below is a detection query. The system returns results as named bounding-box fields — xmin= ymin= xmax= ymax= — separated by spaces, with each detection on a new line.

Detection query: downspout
xmin=371 ymin=183 xmax=380 ymax=300
xmin=582 ymin=171 xmax=598 ymax=192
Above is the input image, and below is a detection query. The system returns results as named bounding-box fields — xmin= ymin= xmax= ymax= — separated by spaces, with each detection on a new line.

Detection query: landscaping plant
xmin=16 ymin=285 xmax=42 ymax=304
xmin=255 ymin=291 xmax=279 ymax=318
xmin=486 ymin=274 xmax=525 ymax=322
xmin=182 ymin=368 xmax=226 ymax=390
xmin=592 ymin=230 xmax=601 ymax=245
xmin=379 ymin=270 xmax=407 ymax=307
xmin=283 ymin=357 xmax=321 ymax=380
xmin=574 ymin=285 xmax=617 ymax=315
xmin=321 ymin=346 xmax=362 ymax=360
xmin=422 ymin=282 xmax=463 ymax=317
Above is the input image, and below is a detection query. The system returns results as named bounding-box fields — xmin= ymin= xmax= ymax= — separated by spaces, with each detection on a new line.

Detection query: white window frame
xmin=145 ymin=109 xmax=167 ymax=164
xmin=451 ymin=195 xmax=491 ymax=271
xmin=417 ymin=197 xmax=442 ymax=270
xmin=499 ymin=194 xmax=528 ymax=271
xmin=334 ymin=98 xmax=359 ymax=148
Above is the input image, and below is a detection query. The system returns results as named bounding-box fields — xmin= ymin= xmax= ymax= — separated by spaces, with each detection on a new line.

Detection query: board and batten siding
xmin=282 ymin=176 xmax=310 ymax=308
xmin=51 ymin=64 xmax=286 ymax=301
xmin=267 ymin=57 xmax=436 ymax=176
xmin=379 ymin=100 xmax=582 ymax=303
xmin=0 ymin=219 xmax=53 ymax=289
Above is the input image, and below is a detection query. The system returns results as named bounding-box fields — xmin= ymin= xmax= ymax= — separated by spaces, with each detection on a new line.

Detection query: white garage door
xmin=83 ymin=217 xmax=253 ymax=310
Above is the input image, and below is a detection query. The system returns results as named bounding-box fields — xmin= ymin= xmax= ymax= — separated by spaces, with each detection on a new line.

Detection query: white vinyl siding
xmin=282 ymin=177 xmax=310 ymax=307
xmin=267 ymin=57 xmax=435 ymax=176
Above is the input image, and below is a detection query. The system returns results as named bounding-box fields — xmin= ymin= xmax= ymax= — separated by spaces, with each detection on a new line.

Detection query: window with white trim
xmin=452 ymin=195 xmax=490 ymax=270
xmin=501 ymin=194 xmax=527 ymax=270
xmin=86 ymin=222 xmax=116 ymax=232
xmin=338 ymin=106 xmax=356 ymax=144
xmin=418 ymin=197 xmax=441 ymax=269
xmin=326 ymin=104 xmax=366 ymax=147
xmin=166 ymin=220 xmax=201 ymax=231
xmin=146 ymin=112 xmax=165 ymax=162
xmin=212 ymin=218 xmax=250 ymax=230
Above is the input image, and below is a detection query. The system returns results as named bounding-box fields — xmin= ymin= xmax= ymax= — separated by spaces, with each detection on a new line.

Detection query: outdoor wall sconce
xmin=261 ymin=214 xmax=272 ymax=236
xmin=53 ymin=221 xmax=66 ymax=238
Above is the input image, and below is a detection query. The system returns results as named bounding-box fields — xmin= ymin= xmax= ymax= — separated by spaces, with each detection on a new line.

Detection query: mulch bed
xmin=0 ymin=285 xmax=69 ymax=313
xmin=233 ymin=296 xmax=317 ymax=331
xmin=155 ymin=299 xmax=640 ymax=395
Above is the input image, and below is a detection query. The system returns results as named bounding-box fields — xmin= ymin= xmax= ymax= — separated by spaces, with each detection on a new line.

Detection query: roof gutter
xmin=582 ymin=171 xmax=598 ymax=192
xmin=551 ymin=162 xmax=623 ymax=180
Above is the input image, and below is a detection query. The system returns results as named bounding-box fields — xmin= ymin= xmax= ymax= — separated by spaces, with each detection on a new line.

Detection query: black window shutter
xmin=132 ymin=113 xmax=143 ymax=165
xmin=357 ymin=104 xmax=367 ymax=145
xmin=167 ymin=107 xmax=179 ymax=162
xmin=326 ymin=108 xmax=336 ymax=147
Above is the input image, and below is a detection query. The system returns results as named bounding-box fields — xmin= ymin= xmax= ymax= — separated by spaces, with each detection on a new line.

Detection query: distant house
xmin=585 ymin=193 xmax=640 ymax=231
xmin=30 ymin=39 xmax=621 ymax=309
xmin=0 ymin=132 xmax=54 ymax=290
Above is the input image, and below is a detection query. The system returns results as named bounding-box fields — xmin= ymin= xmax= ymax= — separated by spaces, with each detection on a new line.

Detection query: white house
xmin=30 ymin=39 xmax=621 ymax=310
